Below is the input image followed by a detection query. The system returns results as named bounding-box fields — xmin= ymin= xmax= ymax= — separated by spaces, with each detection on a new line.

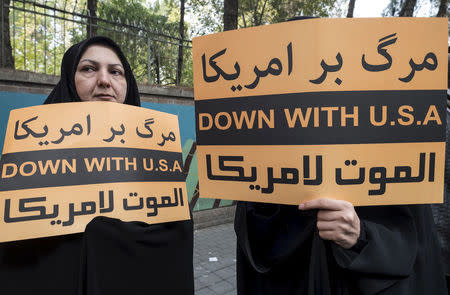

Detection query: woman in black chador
xmin=0 ymin=36 xmax=194 ymax=295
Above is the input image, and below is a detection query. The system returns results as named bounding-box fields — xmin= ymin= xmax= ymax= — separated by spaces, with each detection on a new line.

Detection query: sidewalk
xmin=194 ymin=223 xmax=237 ymax=295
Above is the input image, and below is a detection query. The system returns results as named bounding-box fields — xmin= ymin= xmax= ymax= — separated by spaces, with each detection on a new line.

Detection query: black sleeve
xmin=331 ymin=205 xmax=418 ymax=294
xmin=235 ymin=201 xmax=315 ymax=273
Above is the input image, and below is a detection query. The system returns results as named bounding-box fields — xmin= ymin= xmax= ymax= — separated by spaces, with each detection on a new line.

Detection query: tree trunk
xmin=399 ymin=0 xmax=416 ymax=17
xmin=154 ymin=53 xmax=161 ymax=85
xmin=1 ymin=0 xmax=14 ymax=68
xmin=390 ymin=1 xmax=397 ymax=16
xmin=87 ymin=0 xmax=98 ymax=38
xmin=224 ymin=0 xmax=238 ymax=31
xmin=346 ymin=0 xmax=356 ymax=17
xmin=176 ymin=0 xmax=185 ymax=85
xmin=436 ymin=0 xmax=447 ymax=17
xmin=257 ymin=0 xmax=268 ymax=27
xmin=252 ymin=0 xmax=260 ymax=26
xmin=241 ymin=10 xmax=247 ymax=28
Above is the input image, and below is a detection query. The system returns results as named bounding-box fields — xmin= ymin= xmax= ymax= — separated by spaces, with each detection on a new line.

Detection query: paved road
xmin=194 ymin=223 xmax=237 ymax=295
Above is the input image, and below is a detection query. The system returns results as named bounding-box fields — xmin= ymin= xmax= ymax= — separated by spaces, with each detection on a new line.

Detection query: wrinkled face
xmin=75 ymin=44 xmax=127 ymax=103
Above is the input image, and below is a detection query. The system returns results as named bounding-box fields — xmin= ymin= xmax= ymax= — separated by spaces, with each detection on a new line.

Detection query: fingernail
xmin=298 ymin=203 xmax=305 ymax=210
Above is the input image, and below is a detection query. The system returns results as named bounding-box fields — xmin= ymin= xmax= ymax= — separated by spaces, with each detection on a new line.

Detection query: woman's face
xmin=75 ymin=44 xmax=127 ymax=103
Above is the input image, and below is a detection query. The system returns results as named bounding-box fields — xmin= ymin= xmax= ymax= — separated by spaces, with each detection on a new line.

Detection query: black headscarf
xmin=44 ymin=36 xmax=140 ymax=107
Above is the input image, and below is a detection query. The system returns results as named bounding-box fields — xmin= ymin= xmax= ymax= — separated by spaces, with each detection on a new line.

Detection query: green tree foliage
xmin=382 ymin=0 xmax=447 ymax=16
xmin=187 ymin=0 xmax=223 ymax=35
xmin=91 ymin=0 xmax=192 ymax=85
xmin=240 ymin=0 xmax=338 ymax=27
xmin=98 ymin=0 xmax=175 ymax=84
xmin=188 ymin=0 xmax=338 ymax=36
xmin=10 ymin=0 xmax=88 ymax=75
xmin=8 ymin=0 xmax=193 ymax=86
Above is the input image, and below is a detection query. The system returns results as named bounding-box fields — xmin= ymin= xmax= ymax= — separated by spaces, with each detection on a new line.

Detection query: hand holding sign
xmin=299 ymin=198 xmax=360 ymax=249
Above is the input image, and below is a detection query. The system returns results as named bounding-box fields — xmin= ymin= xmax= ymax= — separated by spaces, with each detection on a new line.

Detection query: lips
xmin=93 ymin=94 xmax=115 ymax=101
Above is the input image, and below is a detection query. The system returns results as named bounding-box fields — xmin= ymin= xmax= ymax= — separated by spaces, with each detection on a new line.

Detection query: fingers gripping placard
xmin=0 ymin=102 xmax=190 ymax=242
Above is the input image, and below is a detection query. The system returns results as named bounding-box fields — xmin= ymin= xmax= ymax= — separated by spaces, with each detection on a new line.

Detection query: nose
xmin=97 ymin=69 xmax=111 ymax=88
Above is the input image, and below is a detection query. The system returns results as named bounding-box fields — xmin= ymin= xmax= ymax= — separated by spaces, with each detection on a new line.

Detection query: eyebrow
xmin=79 ymin=59 xmax=124 ymax=68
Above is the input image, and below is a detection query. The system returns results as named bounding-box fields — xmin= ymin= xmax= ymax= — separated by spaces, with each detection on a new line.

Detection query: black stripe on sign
xmin=195 ymin=90 xmax=446 ymax=145
xmin=0 ymin=147 xmax=184 ymax=191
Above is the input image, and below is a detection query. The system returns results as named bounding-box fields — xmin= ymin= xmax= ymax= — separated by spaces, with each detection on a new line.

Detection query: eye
xmin=110 ymin=69 xmax=123 ymax=76
xmin=81 ymin=66 xmax=95 ymax=73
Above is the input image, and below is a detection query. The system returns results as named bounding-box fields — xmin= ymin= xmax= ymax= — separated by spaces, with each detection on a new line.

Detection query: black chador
xmin=235 ymin=201 xmax=448 ymax=294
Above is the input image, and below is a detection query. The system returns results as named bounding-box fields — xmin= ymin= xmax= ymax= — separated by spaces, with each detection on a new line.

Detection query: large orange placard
xmin=0 ymin=102 xmax=190 ymax=242
xmin=193 ymin=18 xmax=447 ymax=206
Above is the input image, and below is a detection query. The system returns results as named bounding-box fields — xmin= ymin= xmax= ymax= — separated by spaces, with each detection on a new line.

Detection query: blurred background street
xmin=194 ymin=223 xmax=237 ymax=295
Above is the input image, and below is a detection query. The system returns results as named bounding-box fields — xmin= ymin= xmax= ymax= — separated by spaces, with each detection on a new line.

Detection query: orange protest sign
xmin=0 ymin=102 xmax=190 ymax=242
xmin=193 ymin=18 xmax=447 ymax=206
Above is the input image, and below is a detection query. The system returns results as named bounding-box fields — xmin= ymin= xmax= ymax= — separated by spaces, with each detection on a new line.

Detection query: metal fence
xmin=1 ymin=0 xmax=193 ymax=86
